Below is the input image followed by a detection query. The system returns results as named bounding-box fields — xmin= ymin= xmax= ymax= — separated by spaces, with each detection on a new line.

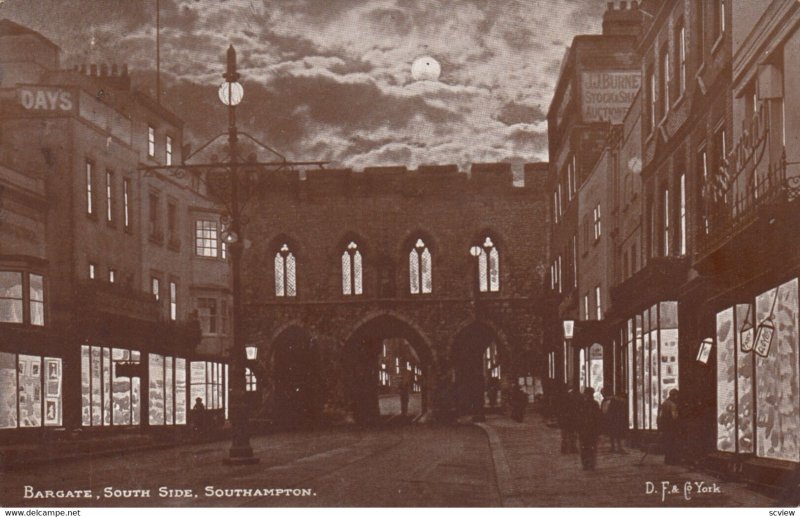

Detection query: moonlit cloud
xmin=1 ymin=0 xmax=606 ymax=170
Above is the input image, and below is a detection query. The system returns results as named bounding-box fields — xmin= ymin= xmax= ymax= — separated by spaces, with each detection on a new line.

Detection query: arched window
xmin=342 ymin=241 xmax=363 ymax=295
xmin=409 ymin=238 xmax=432 ymax=294
xmin=274 ymin=243 xmax=296 ymax=297
xmin=475 ymin=236 xmax=500 ymax=292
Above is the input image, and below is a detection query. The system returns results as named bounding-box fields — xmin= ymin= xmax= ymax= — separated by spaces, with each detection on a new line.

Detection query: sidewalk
xmin=476 ymin=412 xmax=776 ymax=507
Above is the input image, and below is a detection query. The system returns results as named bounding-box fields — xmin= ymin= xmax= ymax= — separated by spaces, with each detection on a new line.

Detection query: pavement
xmin=474 ymin=410 xmax=778 ymax=507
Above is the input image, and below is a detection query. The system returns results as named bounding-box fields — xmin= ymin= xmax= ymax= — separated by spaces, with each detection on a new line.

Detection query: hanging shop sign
xmin=753 ymin=319 xmax=775 ymax=358
xmin=696 ymin=338 xmax=713 ymax=364
xmin=740 ymin=304 xmax=754 ymax=352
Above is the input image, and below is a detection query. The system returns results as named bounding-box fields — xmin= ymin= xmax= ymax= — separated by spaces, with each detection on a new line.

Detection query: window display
xmin=0 ymin=352 xmax=61 ymax=429
xmin=624 ymin=301 xmax=679 ymax=431
xmin=715 ymin=279 xmax=799 ymax=462
xmin=588 ymin=343 xmax=603 ymax=403
xmin=190 ymin=360 xmax=227 ymax=411
xmin=82 ymin=345 xmax=141 ymax=427
xmin=149 ymin=354 xmax=165 ymax=425
xmin=175 ymin=358 xmax=187 ymax=425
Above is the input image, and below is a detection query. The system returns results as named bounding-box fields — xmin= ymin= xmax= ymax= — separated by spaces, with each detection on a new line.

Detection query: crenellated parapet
xmin=253 ymin=161 xmax=549 ymax=199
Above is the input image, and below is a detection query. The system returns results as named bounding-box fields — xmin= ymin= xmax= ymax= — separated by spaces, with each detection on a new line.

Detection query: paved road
xmin=2 ymin=425 xmax=500 ymax=507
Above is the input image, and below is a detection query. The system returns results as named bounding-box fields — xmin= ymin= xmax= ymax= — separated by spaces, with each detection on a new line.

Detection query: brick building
xmin=543 ymin=1 xmax=642 ymax=391
xmin=240 ymin=163 xmax=549 ymax=424
xmin=0 ymin=20 xmax=232 ymax=439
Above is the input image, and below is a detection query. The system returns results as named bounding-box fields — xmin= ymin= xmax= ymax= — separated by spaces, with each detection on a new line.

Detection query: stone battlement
xmin=249 ymin=162 xmax=549 ymax=195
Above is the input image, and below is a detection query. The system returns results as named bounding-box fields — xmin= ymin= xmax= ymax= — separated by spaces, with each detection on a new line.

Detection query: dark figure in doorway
xmin=601 ymin=388 xmax=627 ymax=453
xmin=399 ymin=377 xmax=410 ymax=417
xmin=487 ymin=377 xmax=500 ymax=408
xmin=558 ymin=387 xmax=580 ymax=454
xmin=658 ymin=389 xmax=681 ymax=465
xmin=578 ymin=388 xmax=603 ymax=470
xmin=509 ymin=382 xmax=527 ymax=422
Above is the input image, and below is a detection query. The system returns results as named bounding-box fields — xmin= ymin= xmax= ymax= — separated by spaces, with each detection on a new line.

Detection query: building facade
xmin=547 ymin=0 xmax=800 ymax=487
xmin=0 ymin=20 xmax=232 ymax=439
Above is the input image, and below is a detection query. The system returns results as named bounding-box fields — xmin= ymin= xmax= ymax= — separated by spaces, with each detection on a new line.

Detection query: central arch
xmin=344 ymin=313 xmax=435 ymax=424
xmin=451 ymin=320 xmax=505 ymax=416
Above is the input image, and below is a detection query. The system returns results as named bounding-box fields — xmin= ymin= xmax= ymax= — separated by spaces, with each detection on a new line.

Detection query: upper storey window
xmin=409 ymin=239 xmax=432 ymax=295
xmin=342 ymin=241 xmax=363 ymax=296
xmin=275 ymin=243 xmax=297 ymax=297
xmin=474 ymin=237 xmax=500 ymax=293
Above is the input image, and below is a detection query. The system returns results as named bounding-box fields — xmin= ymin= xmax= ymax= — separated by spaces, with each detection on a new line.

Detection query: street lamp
xmin=562 ymin=320 xmax=574 ymax=387
xmin=138 ymin=44 xmax=327 ymax=465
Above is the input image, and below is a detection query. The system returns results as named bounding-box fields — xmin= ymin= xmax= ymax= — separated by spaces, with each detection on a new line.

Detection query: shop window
xmin=587 ymin=343 xmax=604 ymax=403
xmin=716 ymin=279 xmax=800 ymax=461
xmin=81 ymin=346 xmax=141 ymax=426
xmin=148 ymin=353 xmax=187 ymax=426
xmin=190 ymin=360 xmax=226 ymax=411
xmin=476 ymin=237 xmax=500 ymax=293
xmin=0 ymin=353 xmax=62 ymax=429
xmin=625 ymin=301 xmax=679 ymax=430
xmin=342 ymin=241 xmax=363 ymax=296
xmin=409 ymin=238 xmax=432 ymax=295
xmin=274 ymin=243 xmax=297 ymax=297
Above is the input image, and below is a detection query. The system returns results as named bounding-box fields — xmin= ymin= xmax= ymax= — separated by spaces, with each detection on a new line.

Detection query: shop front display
xmin=81 ymin=345 xmax=141 ymax=427
xmin=715 ymin=278 xmax=800 ymax=463
xmin=0 ymin=352 xmax=62 ymax=429
xmin=623 ymin=301 xmax=679 ymax=431
xmin=190 ymin=360 xmax=228 ymax=416
xmin=148 ymin=353 xmax=187 ymax=426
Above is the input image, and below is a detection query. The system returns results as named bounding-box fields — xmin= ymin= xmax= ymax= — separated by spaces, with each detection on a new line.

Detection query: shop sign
xmin=696 ymin=338 xmax=713 ymax=364
xmin=17 ymin=86 xmax=74 ymax=112
xmin=753 ymin=320 xmax=775 ymax=357
xmin=581 ymin=71 xmax=640 ymax=123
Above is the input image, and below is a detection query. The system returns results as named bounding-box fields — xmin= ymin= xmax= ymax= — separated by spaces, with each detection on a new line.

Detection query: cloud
xmin=1 ymin=0 xmax=607 ymax=167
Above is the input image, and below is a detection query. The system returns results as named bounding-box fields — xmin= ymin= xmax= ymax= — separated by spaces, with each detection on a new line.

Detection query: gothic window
xmin=274 ymin=243 xmax=296 ymax=297
xmin=475 ymin=237 xmax=500 ymax=293
xmin=409 ymin=238 xmax=432 ymax=294
xmin=342 ymin=241 xmax=363 ymax=295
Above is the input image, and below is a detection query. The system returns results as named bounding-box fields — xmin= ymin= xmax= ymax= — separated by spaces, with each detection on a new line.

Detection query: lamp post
xmin=562 ymin=319 xmax=574 ymax=388
xmin=138 ymin=44 xmax=327 ymax=465
xmin=218 ymin=45 xmax=258 ymax=465
xmin=469 ymin=245 xmax=486 ymax=422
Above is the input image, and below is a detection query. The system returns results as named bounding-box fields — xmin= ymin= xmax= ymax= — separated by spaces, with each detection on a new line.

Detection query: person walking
xmin=399 ymin=377 xmax=410 ymax=417
xmin=558 ymin=387 xmax=579 ymax=454
xmin=578 ymin=387 xmax=602 ymax=470
xmin=601 ymin=387 xmax=627 ymax=453
xmin=658 ymin=389 xmax=680 ymax=465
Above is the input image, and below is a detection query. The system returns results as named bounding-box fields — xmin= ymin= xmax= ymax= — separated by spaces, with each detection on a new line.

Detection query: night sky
xmin=1 ymin=0 xmax=606 ymax=171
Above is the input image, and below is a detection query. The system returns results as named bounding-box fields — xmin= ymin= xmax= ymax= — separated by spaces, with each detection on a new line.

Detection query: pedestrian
xmin=578 ymin=387 xmax=602 ymax=470
xmin=510 ymin=382 xmax=527 ymax=422
xmin=658 ymin=389 xmax=680 ymax=465
xmin=557 ymin=386 xmax=579 ymax=454
xmin=191 ymin=397 xmax=206 ymax=434
xmin=601 ymin=387 xmax=627 ymax=453
xmin=399 ymin=376 xmax=410 ymax=417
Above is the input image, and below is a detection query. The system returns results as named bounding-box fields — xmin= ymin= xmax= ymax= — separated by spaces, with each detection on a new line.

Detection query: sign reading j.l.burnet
xmin=581 ymin=71 xmax=640 ymax=123
xmin=17 ymin=86 xmax=74 ymax=112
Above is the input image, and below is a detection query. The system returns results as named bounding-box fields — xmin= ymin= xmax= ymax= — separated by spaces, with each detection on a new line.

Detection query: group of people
xmin=557 ymin=385 xmax=681 ymax=470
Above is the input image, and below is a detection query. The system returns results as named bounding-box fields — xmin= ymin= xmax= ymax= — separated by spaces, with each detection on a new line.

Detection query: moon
xmin=411 ymin=56 xmax=441 ymax=81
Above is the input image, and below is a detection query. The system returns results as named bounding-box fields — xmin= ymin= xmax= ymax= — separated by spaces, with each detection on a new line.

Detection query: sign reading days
xmin=581 ymin=71 xmax=640 ymax=123
xmin=18 ymin=87 xmax=74 ymax=112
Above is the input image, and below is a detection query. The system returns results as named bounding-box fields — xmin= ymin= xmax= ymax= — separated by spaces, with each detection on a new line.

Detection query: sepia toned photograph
xmin=0 ymin=0 xmax=798 ymax=512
